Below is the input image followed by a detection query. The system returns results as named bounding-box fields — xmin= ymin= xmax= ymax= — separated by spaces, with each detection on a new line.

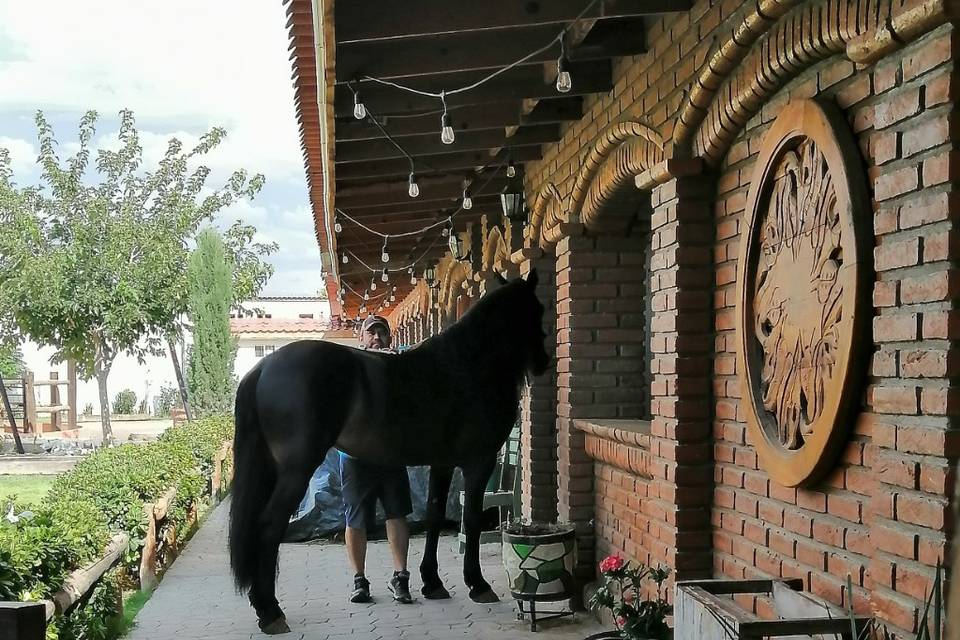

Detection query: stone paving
xmin=128 ymin=499 xmax=605 ymax=640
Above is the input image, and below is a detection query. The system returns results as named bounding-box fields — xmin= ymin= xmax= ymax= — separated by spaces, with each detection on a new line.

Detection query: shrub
xmin=152 ymin=386 xmax=181 ymax=417
xmin=82 ymin=403 xmax=94 ymax=417
xmin=0 ymin=415 xmax=233 ymax=637
xmin=111 ymin=389 xmax=137 ymax=415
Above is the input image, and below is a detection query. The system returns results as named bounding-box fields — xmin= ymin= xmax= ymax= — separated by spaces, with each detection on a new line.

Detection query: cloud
xmin=0 ymin=136 xmax=36 ymax=179
xmin=0 ymin=1 xmax=306 ymax=182
xmin=0 ymin=1 xmax=323 ymax=296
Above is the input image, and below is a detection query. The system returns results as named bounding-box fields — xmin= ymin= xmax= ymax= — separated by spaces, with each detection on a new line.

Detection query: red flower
xmin=599 ymin=554 xmax=626 ymax=573
xmin=616 ymin=616 xmax=627 ymax=627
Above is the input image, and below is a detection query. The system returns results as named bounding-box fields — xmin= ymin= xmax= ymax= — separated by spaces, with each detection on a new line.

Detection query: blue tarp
xmin=284 ymin=448 xmax=465 ymax=542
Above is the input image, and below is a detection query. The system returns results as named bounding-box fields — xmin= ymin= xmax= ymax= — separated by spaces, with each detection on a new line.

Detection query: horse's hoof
xmin=259 ymin=616 xmax=291 ymax=635
xmin=421 ymin=583 xmax=451 ymax=600
xmin=468 ymin=587 xmax=500 ymax=603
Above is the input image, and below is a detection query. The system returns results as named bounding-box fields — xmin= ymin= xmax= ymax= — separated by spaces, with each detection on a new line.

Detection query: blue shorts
xmin=339 ymin=454 xmax=412 ymax=530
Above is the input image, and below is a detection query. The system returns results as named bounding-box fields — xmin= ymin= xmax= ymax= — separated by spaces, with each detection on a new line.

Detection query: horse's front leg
xmin=461 ymin=456 xmax=499 ymax=603
xmin=420 ymin=465 xmax=454 ymax=599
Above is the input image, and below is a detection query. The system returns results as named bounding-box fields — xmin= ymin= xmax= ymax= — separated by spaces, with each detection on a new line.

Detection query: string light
xmin=440 ymin=92 xmax=455 ymax=144
xmin=381 ymin=238 xmax=390 ymax=263
xmin=371 ymin=281 xmax=378 ymax=291
xmin=556 ymin=35 xmax=572 ymax=93
xmin=381 ymin=268 xmax=389 ymax=283
xmin=335 ymin=217 xmax=342 ymax=234
xmin=408 ymin=172 xmax=420 ymax=198
xmin=462 ymin=187 xmax=473 ymax=210
xmin=506 ymin=157 xmax=516 ymax=178
xmin=353 ymin=88 xmax=367 ymax=120
xmin=342 ymin=253 xmax=349 ymax=264
xmin=363 ymin=291 xmax=370 ymax=301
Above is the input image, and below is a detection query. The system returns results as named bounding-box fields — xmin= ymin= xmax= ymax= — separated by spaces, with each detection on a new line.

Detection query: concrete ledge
xmin=0 ymin=455 xmax=81 ymax=475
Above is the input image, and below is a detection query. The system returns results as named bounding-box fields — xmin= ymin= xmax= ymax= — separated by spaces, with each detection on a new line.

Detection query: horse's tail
xmin=229 ymin=366 xmax=274 ymax=593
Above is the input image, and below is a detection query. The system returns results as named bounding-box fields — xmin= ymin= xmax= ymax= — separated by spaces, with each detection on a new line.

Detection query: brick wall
xmin=513 ymin=0 xmax=957 ymax=635
xmin=712 ymin=26 xmax=958 ymax=634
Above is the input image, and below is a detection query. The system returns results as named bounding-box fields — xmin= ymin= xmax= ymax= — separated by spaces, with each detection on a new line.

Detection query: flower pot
xmin=501 ymin=522 xmax=577 ymax=602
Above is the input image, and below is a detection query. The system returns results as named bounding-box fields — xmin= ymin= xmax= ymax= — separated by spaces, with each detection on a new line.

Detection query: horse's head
xmin=494 ymin=269 xmax=550 ymax=377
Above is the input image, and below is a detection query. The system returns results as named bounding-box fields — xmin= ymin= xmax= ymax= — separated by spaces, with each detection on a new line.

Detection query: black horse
xmin=229 ymin=271 xmax=550 ymax=634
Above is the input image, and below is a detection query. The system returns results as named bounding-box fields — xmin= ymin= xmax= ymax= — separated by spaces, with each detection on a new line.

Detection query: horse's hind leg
xmin=251 ymin=462 xmax=316 ymax=634
xmin=420 ymin=465 xmax=453 ymax=599
xmin=461 ymin=456 xmax=499 ymax=603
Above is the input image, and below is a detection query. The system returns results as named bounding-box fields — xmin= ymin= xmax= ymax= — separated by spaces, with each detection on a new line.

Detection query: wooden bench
xmin=675 ymin=579 xmax=871 ymax=640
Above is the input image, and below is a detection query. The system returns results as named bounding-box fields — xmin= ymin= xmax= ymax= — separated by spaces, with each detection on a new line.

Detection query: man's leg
xmin=384 ymin=518 xmax=409 ymax=572
xmin=382 ymin=466 xmax=415 ymax=603
xmin=341 ymin=455 xmax=376 ymax=603
xmin=345 ymin=525 xmax=368 ymax=576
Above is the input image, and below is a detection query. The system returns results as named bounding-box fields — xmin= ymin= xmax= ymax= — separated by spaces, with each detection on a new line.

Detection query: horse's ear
xmin=525 ymin=268 xmax=539 ymax=288
xmin=494 ymin=272 xmax=508 ymax=286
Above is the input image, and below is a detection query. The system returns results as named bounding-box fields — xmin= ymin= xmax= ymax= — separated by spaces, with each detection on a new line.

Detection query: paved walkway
xmin=129 ymin=500 xmax=605 ymax=640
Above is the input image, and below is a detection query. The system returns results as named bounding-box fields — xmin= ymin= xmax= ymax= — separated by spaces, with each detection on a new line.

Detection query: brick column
xmin=647 ymin=168 xmax=714 ymax=581
xmin=555 ymin=223 xmax=650 ymax=585
xmin=519 ymin=252 xmax=559 ymax=523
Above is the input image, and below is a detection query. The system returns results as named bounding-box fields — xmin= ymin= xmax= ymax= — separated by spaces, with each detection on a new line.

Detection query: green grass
xmin=0 ymin=474 xmax=56 ymax=505
xmin=110 ymin=589 xmax=154 ymax=638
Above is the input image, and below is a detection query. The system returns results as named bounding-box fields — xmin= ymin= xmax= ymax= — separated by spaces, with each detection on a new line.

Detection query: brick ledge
xmin=574 ymin=419 xmax=652 ymax=478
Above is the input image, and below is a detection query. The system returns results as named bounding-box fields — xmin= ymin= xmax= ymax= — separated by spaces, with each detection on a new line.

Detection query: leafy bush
xmin=111 ymin=389 xmax=137 ymax=415
xmin=0 ymin=415 xmax=233 ymax=638
xmin=152 ymin=386 xmax=181 ymax=417
xmin=82 ymin=403 xmax=94 ymax=417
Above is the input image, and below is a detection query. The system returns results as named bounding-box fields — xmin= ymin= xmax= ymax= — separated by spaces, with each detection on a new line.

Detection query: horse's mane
xmin=426 ymin=281 xmax=532 ymax=384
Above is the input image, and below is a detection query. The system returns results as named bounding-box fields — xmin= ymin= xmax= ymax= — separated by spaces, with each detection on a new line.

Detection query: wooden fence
xmin=0 ymin=439 xmax=234 ymax=640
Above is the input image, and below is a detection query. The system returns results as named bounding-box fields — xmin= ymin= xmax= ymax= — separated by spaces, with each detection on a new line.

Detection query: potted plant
xmin=501 ymin=520 xmax=577 ymax=603
xmin=586 ymin=554 xmax=672 ymax=640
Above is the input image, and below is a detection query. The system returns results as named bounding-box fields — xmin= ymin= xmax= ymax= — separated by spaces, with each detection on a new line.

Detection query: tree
xmin=0 ymin=345 xmax=25 ymax=379
xmin=0 ymin=110 xmax=268 ymax=444
xmin=186 ymin=229 xmax=237 ymax=417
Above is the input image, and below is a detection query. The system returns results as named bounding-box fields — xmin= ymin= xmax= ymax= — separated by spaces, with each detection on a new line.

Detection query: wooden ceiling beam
xmin=335 ymin=123 xmax=558 ymax=162
xmin=334 ymin=145 xmax=540 ymax=181
xmin=335 ymin=97 xmax=582 ymax=140
xmin=335 ymin=21 xmax=646 ymax=82
xmin=334 ymin=60 xmax=611 ymax=117
xmin=336 ymin=0 xmax=690 ymax=42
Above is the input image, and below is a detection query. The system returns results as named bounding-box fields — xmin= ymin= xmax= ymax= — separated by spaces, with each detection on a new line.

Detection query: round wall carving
xmin=736 ymin=99 xmax=870 ymax=487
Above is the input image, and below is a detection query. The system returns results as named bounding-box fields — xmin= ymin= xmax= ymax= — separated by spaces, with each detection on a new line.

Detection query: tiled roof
xmin=229 ymin=318 xmax=330 ymax=335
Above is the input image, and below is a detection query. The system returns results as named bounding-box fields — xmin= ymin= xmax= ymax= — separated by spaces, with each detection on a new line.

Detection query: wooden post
xmin=0 ymin=377 xmax=24 ymax=454
xmin=48 ymin=372 xmax=60 ymax=432
xmin=67 ymin=360 xmax=77 ymax=430
xmin=0 ymin=602 xmax=46 ymax=640
xmin=24 ymin=372 xmax=36 ymax=434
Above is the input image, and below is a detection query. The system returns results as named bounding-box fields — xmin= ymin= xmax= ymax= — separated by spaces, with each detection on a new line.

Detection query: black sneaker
xmin=350 ymin=573 xmax=371 ymax=603
xmin=388 ymin=570 xmax=413 ymax=604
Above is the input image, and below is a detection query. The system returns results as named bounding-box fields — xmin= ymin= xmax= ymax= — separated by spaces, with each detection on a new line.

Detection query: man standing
xmin=340 ymin=314 xmax=414 ymax=604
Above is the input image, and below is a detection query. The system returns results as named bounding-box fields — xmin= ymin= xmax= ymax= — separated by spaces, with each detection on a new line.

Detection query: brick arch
xmin=437 ymin=258 xmax=471 ymax=319
xmin=568 ymin=121 xmax=663 ymax=231
xmin=481 ymin=225 xmax=509 ymax=273
xmin=674 ymin=0 xmax=951 ymax=165
xmin=526 ymin=181 xmax=564 ymax=249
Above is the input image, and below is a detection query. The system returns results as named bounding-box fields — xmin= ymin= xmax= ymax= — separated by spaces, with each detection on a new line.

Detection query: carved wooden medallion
xmin=736 ymin=99 xmax=869 ymax=487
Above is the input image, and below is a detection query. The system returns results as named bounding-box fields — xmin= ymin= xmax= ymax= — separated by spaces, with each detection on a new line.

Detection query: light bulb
xmin=342 ymin=253 xmax=348 ymax=264
xmin=440 ymin=111 xmax=455 ymax=144
xmin=381 ymin=269 xmax=389 ymax=282
xmin=335 ymin=220 xmax=342 ymax=233
xmin=385 ymin=300 xmax=391 ymax=307
xmin=442 ymin=226 xmax=450 ymax=237
xmin=556 ymin=57 xmax=572 ymax=93
xmin=353 ymin=92 xmax=366 ymax=120
xmin=381 ymin=251 xmax=390 ymax=263
xmin=371 ymin=281 xmax=377 ymax=291
xmin=410 ymin=275 xmax=417 ymax=285
xmin=506 ymin=160 xmax=516 ymax=178
xmin=408 ymin=173 xmax=420 ymax=198
xmin=390 ymin=294 xmax=395 ymax=302
xmin=363 ymin=292 xmax=370 ymax=301
xmin=462 ymin=189 xmax=473 ymax=210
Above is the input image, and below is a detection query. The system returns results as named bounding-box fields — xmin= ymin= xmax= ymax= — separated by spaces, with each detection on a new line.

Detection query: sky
xmin=0 ymin=1 xmax=321 ymax=296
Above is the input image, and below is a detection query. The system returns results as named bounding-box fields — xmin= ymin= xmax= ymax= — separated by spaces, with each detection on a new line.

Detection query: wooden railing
xmin=0 ymin=439 xmax=234 ymax=640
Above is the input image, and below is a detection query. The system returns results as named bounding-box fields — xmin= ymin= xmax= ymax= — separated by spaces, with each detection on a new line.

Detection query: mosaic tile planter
xmin=501 ymin=523 xmax=577 ymax=602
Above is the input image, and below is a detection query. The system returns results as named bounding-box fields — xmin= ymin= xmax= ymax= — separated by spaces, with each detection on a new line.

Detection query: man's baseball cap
xmin=360 ymin=315 xmax=390 ymax=333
